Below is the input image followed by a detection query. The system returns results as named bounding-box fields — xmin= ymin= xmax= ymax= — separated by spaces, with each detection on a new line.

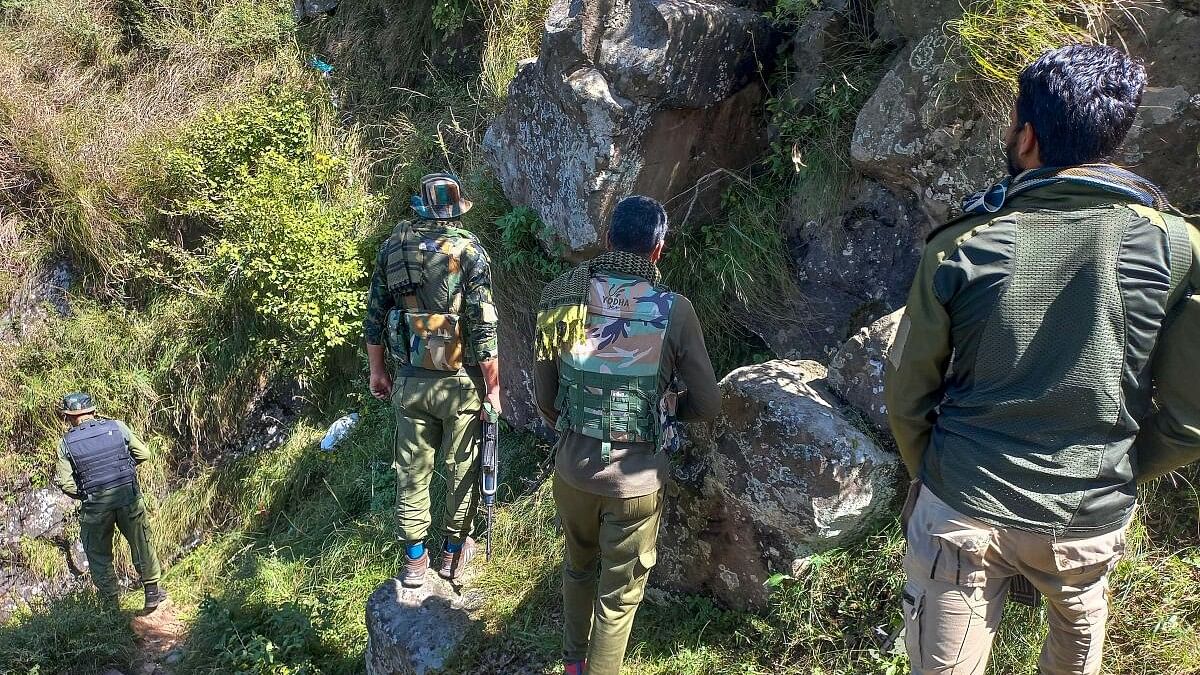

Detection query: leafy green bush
xmin=495 ymin=206 xmax=569 ymax=280
xmin=189 ymin=596 xmax=330 ymax=674
xmin=158 ymin=88 xmax=374 ymax=379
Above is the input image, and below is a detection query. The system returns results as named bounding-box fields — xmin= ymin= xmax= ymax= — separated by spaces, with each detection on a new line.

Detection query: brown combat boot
xmin=401 ymin=552 xmax=429 ymax=588
xmin=438 ymin=537 xmax=477 ymax=581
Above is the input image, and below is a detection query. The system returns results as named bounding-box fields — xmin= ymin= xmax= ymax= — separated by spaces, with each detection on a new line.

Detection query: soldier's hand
xmin=482 ymin=391 xmax=503 ymax=420
xmin=370 ymin=371 xmax=393 ymax=401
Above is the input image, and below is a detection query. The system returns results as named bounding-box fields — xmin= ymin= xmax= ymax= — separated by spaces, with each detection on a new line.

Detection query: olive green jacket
xmin=885 ymin=181 xmax=1200 ymax=536
xmin=53 ymin=419 xmax=152 ymax=504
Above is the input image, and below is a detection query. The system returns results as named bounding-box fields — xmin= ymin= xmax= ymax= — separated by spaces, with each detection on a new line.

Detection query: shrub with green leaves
xmin=158 ymin=88 xmax=374 ymax=379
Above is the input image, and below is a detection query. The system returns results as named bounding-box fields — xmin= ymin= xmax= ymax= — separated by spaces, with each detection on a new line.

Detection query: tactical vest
xmin=383 ymin=221 xmax=474 ymax=371
xmin=554 ymin=273 xmax=676 ymax=463
xmin=64 ymin=420 xmax=135 ymax=497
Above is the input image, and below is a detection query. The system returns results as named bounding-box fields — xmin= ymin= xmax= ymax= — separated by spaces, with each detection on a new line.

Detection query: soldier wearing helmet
xmin=52 ymin=393 xmax=167 ymax=612
xmin=363 ymin=174 xmax=502 ymax=587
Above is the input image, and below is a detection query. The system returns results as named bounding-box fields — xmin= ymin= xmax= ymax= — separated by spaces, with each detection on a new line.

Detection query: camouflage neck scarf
xmin=536 ymin=251 xmax=664 ymax=360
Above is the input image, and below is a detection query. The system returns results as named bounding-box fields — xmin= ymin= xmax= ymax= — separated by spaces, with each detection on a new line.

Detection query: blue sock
xmin=444 ymin=540 xmax=463 ymax=554
xmin=406 ymin=542 xmax=425 ymax=559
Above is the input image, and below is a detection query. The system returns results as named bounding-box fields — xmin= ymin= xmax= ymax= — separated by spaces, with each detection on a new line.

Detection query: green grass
xmin=2 ymin=1 xmax=1200 ymax=674
xmin=947 ymin=0 xmax=1148 ymax=111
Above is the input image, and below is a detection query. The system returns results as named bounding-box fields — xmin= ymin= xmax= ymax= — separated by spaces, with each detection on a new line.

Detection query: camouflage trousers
xmin=392 ymin=373 xmax=483 ymax=545
xmin=80 ymin=490 xmax=161 ymax=601
xmin=553 ymin=472 xmax=663 ymax=675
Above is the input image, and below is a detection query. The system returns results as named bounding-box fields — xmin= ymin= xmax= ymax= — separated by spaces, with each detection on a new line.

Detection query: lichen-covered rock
xmin=653 ymin=360 xmax=902 ymax=611
xmin=850 ymin=31 xmax=1004 ymax=224
xmin=851 ymin=10 xmax=1200 ymax=224
xmin=826 ymin=308 xmax=904 ymax=432
xmin=365 ymin=577 xmax=485 ymax=675
xmin=878 ymin=0 xmax=962 ymax=39
xmin=484 ymin=0 xmax=777 ymax=257
xmin=0 ymin=487 xmax=76 ymax=547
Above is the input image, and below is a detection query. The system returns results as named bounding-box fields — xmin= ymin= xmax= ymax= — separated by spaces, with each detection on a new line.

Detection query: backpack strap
xmin=1165 ymin=215 xmax=1195 ymax=308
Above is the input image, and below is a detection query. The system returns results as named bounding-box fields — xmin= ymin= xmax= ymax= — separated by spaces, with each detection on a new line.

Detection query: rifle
xmin=479 ymin=402 xmax=499 ymax=560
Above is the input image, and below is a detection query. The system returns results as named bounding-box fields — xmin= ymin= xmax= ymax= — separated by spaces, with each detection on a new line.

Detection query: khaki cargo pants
xmin=553 ymin=473 xmax=663 ymax=675
xmin=902 ymin=485 xmax=1128 ymax=675
xmin=80 ymin=494 xmax=161 ymax=601
xmin=392 ymin=373 xmax=483 ymax=545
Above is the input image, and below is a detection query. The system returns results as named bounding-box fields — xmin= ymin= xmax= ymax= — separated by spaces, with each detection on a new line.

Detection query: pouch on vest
xmin=382 ymin=221 xmax=472 ymax=370
xmin=404 ymin=311 xmax=465 ymax=371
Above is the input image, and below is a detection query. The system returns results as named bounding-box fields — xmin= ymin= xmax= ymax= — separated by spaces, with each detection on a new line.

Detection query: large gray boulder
xmin=826 ymin=308 xmax=904 ymax=433
xmin=850 ymin=31 xmax=1004 ymax=224
xmin=484 ymin=0 xmax=777 ymax=258
xmin=0 ymin=488 xmax=75 ymax=547
xmin=365 ymin=577 xmax=485 ymax=675
xmin=852 ymin=7 xmax=1200 ymax=222
xmin=1118 ymin=7 xmax=1200 ymax=212
xmin=762 ymin=180 xmax=924 ymax=358
xmin=653 ymin=360 xmax=902 ymax=611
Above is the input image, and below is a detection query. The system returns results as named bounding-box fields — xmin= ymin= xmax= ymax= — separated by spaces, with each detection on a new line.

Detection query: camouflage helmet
xmin=410 ymin=173 xmax=473 ymax=220
xmin=61 ymin=392 xmax=96 ymax=415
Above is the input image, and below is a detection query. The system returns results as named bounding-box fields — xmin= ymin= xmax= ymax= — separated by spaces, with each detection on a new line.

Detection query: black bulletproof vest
xmin=64 ymin=420 xmax=135 ymax=497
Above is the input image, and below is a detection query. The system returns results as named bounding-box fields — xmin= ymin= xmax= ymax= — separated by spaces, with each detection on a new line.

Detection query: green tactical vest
xmin=553 ymin=273 xmax=676 ymax=463
xmin=382 ymin=221 xmax=475 ymax=371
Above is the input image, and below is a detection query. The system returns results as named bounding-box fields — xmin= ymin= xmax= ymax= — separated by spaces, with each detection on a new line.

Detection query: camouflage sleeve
xmin=53 ymin=440 xmax=79 ymax=498
xmin=116 ymin=420 xmax=153 ymax=464
xmin=363 ymin=244 xmax=394 ymax=346
xmin=462 ymin=240 xmax=499 ymax=361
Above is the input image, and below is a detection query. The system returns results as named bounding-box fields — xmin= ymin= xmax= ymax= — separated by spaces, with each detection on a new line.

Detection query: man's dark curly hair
xmin=1016 ymin=44 xmax=1147 ymax=167
xmin=609 ymin=195 xmax=668 ymax=255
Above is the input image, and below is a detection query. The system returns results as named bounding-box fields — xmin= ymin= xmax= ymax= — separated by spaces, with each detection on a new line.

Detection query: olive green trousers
xmin=392 ymin=374 xmax=483 ymax=545
xmin=553 ymin=472 xmax=663 ymax=675
xmin=79 ymin=488 xmax=161 ymax=601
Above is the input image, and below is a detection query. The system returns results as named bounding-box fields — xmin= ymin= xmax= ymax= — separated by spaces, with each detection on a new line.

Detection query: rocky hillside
xmin=1 ymin=0 xmax=1199 ymax=673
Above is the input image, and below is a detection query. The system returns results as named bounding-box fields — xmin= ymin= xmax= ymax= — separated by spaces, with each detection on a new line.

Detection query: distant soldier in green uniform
xmin=364 ymin=174 xmax=502 ymax=588
xmin=535 ymin=196 xmax=722 ymax=675
xmin=52 ymin=393 xmax=168 ymax=612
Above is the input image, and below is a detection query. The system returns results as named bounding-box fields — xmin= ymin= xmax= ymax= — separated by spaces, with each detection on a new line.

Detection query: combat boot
xmin=438 ymin=537 xmax=477 ymax=581
xmin=402 ymin=552 xmax=429 ymax=588
xmin=143 ymin=582 xmax=169 ymax=612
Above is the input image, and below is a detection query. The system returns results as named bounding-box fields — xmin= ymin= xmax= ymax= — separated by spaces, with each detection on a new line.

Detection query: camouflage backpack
xmin=553 ymin=272 xmax=677 ymax=463
xmin=383 ymin=221 xmax=475 ymax=371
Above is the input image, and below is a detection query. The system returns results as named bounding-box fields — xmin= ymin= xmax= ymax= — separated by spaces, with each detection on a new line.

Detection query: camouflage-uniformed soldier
xmin=52 ymin=393 xmax=167 ymax=612
xmin=535 ymin=196 xmax=721 ymax=675
xmin=364 ymin=173 xmax=502 ymax=588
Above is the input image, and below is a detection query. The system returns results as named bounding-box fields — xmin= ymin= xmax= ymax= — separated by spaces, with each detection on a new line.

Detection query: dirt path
xmin=128 ymin=601 xmax=188 ymax=674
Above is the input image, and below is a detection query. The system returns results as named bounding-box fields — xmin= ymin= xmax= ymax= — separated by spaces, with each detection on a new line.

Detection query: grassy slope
xmin=0 ymin=1 xmax=1199 ymax=674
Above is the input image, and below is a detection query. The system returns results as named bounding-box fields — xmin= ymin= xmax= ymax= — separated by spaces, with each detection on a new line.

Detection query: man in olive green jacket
xmin=53 ymin=392 xmax=167 ymax=612
xmin=535 ymin=196 xmax=722 ymax=675
xmin=885 ymin=45 xmax=1200 ymax=675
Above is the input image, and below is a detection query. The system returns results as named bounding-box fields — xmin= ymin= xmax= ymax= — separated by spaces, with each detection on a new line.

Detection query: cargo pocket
xmin=901 ymin=582 xmax=926 ymax=667
xmin=928 ymin=529 xmax=993 ymax=588
xmin=1052 ymin=526 xmax=1127 ymax=577
xmin=456 ymin=379 xmax=482 ymax=416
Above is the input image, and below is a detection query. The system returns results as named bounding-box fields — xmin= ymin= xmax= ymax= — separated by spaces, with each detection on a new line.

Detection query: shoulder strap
xmin=1128 ymin=204 xmax=1194 ymax=307
xmin=1165 ymin=214 xmax=1195 ymax=308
